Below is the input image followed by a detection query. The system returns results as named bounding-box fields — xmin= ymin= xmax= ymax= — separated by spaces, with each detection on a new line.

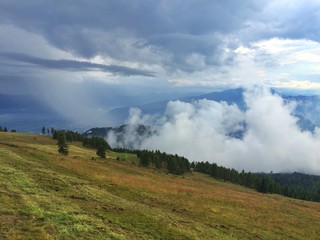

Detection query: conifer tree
xmin=41 ymin=126 xmax=46 ymax=135
xmin=3 ymin=126 xmax=7 ymax=132
xmin=258 ymin=177 xmax=268 ymax=193
xmin=96 ymin=145 xmax=106 ymax=159
xmin=57 ymin=131 xmax=68 ymax=155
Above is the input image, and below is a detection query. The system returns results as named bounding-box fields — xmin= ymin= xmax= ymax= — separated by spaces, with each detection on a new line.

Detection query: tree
xmin=3 ymin=126 xmax=7 ymax=132
xmin=0 ymin=126 xmax=2 ymax=132
xmin=41 ymin=126 xmax=46 ymax=135
xmin=51 ymin=127 xmax=55 ymax=136
xmin=57 ymin=131 xmax=68 ymax=155
xmin=96 ymin=145 xmax=106 ymax=159
xmin=138 ymin=150 xmax=151 ymax=167
xmin=258 ymin=176 xmax=268 ymax=193
xmin=167 ymin=157 xmax=181 ymax=175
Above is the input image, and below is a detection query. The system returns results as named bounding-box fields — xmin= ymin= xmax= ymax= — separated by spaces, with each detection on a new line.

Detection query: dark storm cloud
xmin=0 ymin=0 xmax=320 ymax=72
xmin=1 ymin=1 xmax=320 ymax=73
xmin=0 ymin=0 xmax=265 ymax=71
xmin=0 ymin=52 xmax=154 ymax=77
xmin=0 ymin=0 xmax=260 ymax=36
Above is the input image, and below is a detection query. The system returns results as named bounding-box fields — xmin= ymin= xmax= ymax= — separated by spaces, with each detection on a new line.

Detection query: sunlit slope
xmin=0 ymin=132 xmax=319 ymax=240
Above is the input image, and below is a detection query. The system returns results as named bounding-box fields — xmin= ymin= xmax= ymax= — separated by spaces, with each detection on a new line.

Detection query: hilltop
xmin=0 ymin=132 xmax=320 ymax=239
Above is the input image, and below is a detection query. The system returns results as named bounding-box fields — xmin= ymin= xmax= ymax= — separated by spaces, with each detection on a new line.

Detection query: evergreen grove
xmin=193 ymin=161 xmax=320 ymax=202
xmin=0 ymin=126 xmax=16 ymax=132
xmin=51 ymin=128 xmax=110 ymax=159
xmin=137 ymin=149 xmax=191 ymax=175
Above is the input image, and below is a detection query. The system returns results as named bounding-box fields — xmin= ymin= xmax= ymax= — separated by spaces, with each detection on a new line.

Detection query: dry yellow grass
xmin=0 ymin=132 xmax=319 ymax=239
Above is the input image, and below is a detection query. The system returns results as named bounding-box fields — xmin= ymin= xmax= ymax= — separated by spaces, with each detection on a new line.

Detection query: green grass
xmin=0 ymin=132 xmax=319 ymax=239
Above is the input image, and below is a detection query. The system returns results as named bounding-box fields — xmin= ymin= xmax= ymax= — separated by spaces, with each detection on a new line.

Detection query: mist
xmin=107 ymin=87 xmax=320 ymax=174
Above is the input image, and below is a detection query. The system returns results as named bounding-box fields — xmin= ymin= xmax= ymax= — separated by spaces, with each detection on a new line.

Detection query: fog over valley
xmin=104 ymin=87 xmax=320 ymax=174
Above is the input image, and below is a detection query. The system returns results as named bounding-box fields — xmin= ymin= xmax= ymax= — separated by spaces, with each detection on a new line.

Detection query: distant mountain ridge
xmin=83 ymin=124 xmax=154 ymax=149
xmin=82 ymin=88 xmax=320 ymax=152
xmin=108 ymin=88 xmax=320 ymax=132
xmin=108 ymin=88 xmax=247 ymax=122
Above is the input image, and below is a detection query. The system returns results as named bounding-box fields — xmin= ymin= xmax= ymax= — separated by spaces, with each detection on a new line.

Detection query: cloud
xmin=0 ymin=52 xmax=154 ymax=77
xmin=1 ymin=2 xmax=320 ymax=85
xmin=110 ymin=87 xmax=320 ymax=174
xmin=0 ymin=1 xmax=264 ymax=72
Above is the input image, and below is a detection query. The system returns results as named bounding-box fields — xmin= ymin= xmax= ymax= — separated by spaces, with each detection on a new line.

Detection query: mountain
xmin=284 ymin=95 xmax=320 ymax=129
xmin=3 ymin=88 xmax=320 ymax=133
xmin=1 ymin=131 xmax=320 ymax=239
xmin=84 ymin=124 xmax=154 ymax=149
xmin=109 ymin=88 xmax=320 ymax=132
xmin=86 ymin=89 xmax=319 ymax=149
xmin=181 ymin=88 xmax=246 ymax=108
xmin=109 ymin=88 xmax=246 ymax=123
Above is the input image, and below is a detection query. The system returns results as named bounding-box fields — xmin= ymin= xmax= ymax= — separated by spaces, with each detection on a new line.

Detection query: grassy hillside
xmin=0 ymin=132 xmax=319 ymax=239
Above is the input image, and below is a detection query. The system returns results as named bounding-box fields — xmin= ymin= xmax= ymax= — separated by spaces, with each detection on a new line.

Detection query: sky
xmin=1 ymin=0 xmax=320 ymax=126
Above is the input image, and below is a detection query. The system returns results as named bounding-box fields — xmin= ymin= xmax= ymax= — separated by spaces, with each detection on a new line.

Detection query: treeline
xmin=137 ymin=150 xmax=191 ymax=175
xmin=51 ymin=128 xmax=110 ymax=149
xmin=114 ymin=148 xmax=191 ymax=175
xmin=113 ymin=148 xmax=140 ymax=154
xmin=52 ymin=129 xmax=84 ymax=142
xmin=270 ymin=172 xmax=320 ymax=201
xmin=0 ymin=126 xmax=16 ymax=132
xmin=51 ymin=128 xmax=111 ymax=158
xmin=82 ymin=137 xmax=111 ymax=150
xmin=193 ymin=161 xmax=320 ymax=202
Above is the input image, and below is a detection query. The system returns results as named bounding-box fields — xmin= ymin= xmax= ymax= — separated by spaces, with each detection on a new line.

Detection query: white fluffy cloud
xmin=111 ymin=87 xmax=320 ymax=174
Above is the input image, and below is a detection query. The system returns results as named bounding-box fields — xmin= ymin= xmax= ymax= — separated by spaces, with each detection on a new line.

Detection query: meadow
xmin=0 ymin=132 xmax=319 ymax=239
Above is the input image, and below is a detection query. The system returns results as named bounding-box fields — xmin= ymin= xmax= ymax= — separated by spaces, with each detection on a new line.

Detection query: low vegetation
xmin=0 ymin=132 xmax=319 ymax=239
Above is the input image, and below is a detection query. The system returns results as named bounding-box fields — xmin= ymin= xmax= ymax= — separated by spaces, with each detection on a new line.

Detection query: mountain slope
xmin=0 ymin=132 xmax=320 ymax=239
xmin=0 ymin=133 xmax=320 ymax=239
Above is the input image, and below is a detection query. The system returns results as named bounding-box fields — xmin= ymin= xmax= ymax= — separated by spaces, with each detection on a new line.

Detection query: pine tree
xmin=41 ymin=126 xmax=46 ymax=135
xmin=3 ymin=126 xmax=7 ymax=132
xmin=57 ymin=131 xmax=68 ymax=155
xmin=167 ymin=157 xmax=181 ymax=174
xmin=138 ymin=151 xmax=150 ymax=167
xmin=258 ymin=177 xmax=268 ymax=193
xmin=96 ymin=145 xmax=106 ymax=159
xmin=0 ymin=126 xmax=2 ymax=132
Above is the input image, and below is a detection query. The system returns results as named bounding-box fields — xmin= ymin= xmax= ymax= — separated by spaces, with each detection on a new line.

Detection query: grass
xmin=0 ymin=132 xmax=319 ymax=239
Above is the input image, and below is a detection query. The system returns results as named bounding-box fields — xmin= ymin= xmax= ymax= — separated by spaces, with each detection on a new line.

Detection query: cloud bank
xmin=107 ymin=87 xmax=320 ymax=174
